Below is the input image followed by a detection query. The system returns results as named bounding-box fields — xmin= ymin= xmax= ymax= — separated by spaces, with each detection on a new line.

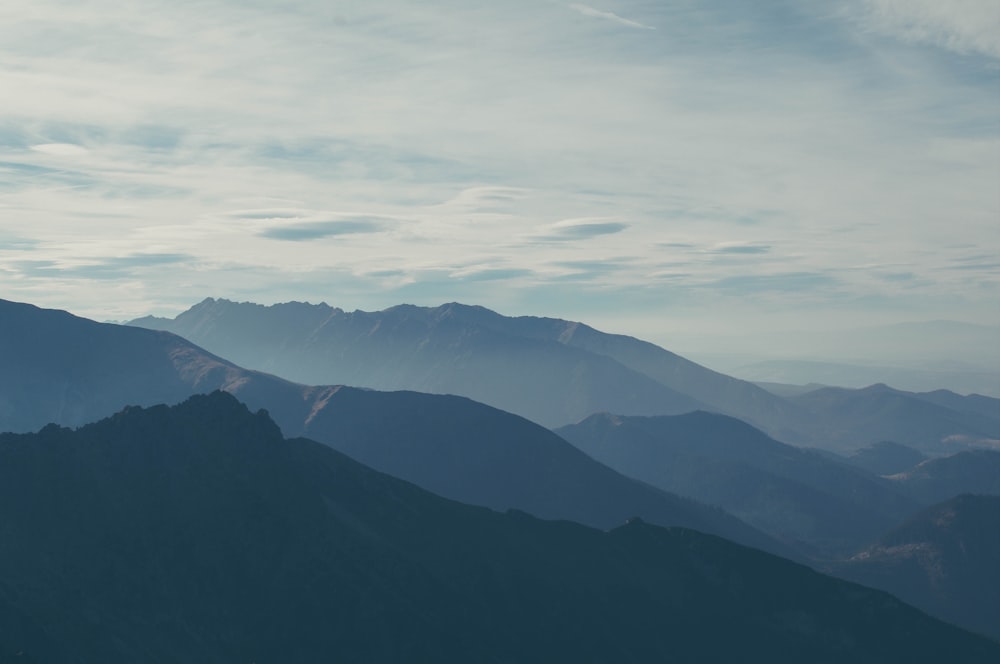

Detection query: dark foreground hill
xmin=835 ymin=494 xmax=1000 ymax=642
xmin=0 ymin=298 xmax=783 ymax=557
xmin=556 ymin=411 xmax=920 ymax=556
xmin=1 ymin=393 xmax=996 ymax=663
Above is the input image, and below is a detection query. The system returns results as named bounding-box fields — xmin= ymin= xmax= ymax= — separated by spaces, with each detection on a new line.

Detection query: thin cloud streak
xmin=567 ymin=4 xmax=655 ymax=30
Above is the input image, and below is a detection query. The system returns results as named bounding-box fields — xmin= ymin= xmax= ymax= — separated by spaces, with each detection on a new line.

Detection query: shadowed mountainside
xmin=834 ymin=494 xmax=1000 ymax=642
xmin=886 ymin=450 xmax=1000 ymax=505
xmin=1 ymin=393 xmax=996 ymax=662
xmin=842 ymin=441 xmax=928 ymax=477
xmin=556 ymin=411 xmax=920 ymax=556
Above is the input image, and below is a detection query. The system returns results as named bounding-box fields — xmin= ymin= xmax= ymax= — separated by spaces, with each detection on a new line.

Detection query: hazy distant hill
xmin=731 ymin=358 xmax=1000 ymax=398
xmin=790 ymin=384 xmax=1000 ymax=453
xmin=0 ymin=298 xmax=782 ymax=556
xmin=835 ymin=494 xmax=1000 ymax=642
xmin=844 ymin=441 xmax=928 ymax=476
xmin=1 ymin=393 xmax=996 ymax=662
xmin=556 ymin=411 xmax=920 ymax=556
xmin=887 ymin=450 xmax=1000 ymax=504
xmin=130 ymin=298 xmax=1000 ymax=452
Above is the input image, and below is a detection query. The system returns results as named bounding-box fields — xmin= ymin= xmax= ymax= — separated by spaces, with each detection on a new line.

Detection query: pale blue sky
xmin=1 ymin=0 xmax=998 ymax=357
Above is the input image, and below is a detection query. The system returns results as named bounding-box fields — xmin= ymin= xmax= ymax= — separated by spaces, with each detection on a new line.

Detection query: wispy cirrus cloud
xmin=857 ymin=0 xmax=1000 ymax=58
xmin=567 ymin=4 xmax=654 ymax=30
xmin=258 ymin=216 xmax=396 ymax=241
xmin=536 ymin=219 xmax=629 ymax=241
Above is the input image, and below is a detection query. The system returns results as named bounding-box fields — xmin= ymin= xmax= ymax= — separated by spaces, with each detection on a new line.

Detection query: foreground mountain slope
xmin=1 ymin=393 xmax=996 ymax=662
xmin=834 ymin=494 xmax=1000 ymax=642
xmin=0 ymin=298 xmax=781 ymax=556
xmin=556 ymin=411 xmax=920 ymax=556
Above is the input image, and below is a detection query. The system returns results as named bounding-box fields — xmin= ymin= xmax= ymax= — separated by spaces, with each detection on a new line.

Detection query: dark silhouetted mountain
xmin=0 ymin=298 xmax=784 ymax=557
xmin=835 ymin=494 xmax=1000 ymax=642
xmin=887 ymin=450 xmax=1000 ymax=504
xmin=131 ymin=299 xmax=708 ymax=427
xmin=556 ymin=411 xmax=921 ymax=556
xmin=130 ymin=299 xmax=1000 ymax=452
xmin=1 ymin=393 xmax=996 ymax=662
xmin=845 ymin=441 xmax=928 ymax=476
xmin=790 ymin=383 xmax=1000 ymax=454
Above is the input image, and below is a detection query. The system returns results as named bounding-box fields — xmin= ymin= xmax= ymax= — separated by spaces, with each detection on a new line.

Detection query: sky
xmin=2 ymin=0 xmax=998 ymax=362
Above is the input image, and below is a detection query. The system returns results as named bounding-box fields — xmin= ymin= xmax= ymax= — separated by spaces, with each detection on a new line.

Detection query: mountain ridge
xmin=2 ymin=392 xmax=997 ymax=661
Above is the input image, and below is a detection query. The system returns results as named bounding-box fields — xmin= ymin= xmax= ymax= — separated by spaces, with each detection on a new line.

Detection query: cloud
xmin=858 ymin=0 xmax=1000 ymax=59
xmin=538 ymin=219 xmax=629 ymax=241
xmin=706 ymin=272 xmax=838 ymax=295
xmin=258 ymin=217 xmax=394 ymax=241
xmin=10 ymin=253 xmax=194 ymax=280
xmin=449 ymin=267 xmax=534 ymax=282
xmin=568 ymin=4 xmax=654 ymax=30
xmin=709 ymin=243 xmax=772 ymax=255
xmin=29 ymin=143 xmax=89 ymax=156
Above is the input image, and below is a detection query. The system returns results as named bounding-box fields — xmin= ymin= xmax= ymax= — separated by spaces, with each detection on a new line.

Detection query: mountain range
xmin=0 ymin=298 xmax=784 ymax=557
xmin=130 ymin=298 xmax=1000 ymax=452
xmin=2 ymin=392 xmax=996 ymax=662
xmin=5 ymin=297 xmax=1000 ymax=645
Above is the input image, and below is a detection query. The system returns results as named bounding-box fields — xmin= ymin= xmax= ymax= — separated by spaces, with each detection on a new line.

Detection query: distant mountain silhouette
xmin=556 ymin=411 xmax=920 ymax=556
xmin=836 ymin=494 xmax=1000 ymax=642
xmin=790 ymin=383 xmax=1000 ymax=453
xmin=0 ymin=298 xmax=784 ymax=557
xmin=132 ymin=299 xmax=708 ymax=427
xmin=130 ymin=299 xmax=1000 ymax=451
xmin=1 ymin=393 xmax=996 ymax=662
xmin=886 ymin=450 xmax=1000 ymax=504
xmin=844 ymin=441 xmax=928 ymax=476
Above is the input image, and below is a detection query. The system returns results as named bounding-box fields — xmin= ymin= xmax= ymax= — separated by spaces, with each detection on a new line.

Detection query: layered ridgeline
xmin=0 ymin=298 xmax=783 ymax=557
xmin=1 ymin=393 xmax=997 ymax=662
xmin=835 ymin=495 xmax=1000 ymax=642
xmin=130 ymin=298 xmax=1000 ymax=452
xmin=555 ymin=411 xmax=921 ymax=557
